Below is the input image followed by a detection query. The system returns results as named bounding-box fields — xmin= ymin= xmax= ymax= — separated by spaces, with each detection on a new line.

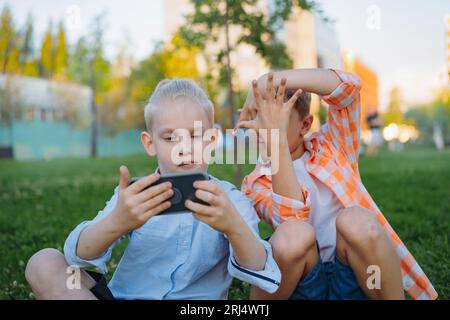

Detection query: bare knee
xmin=25 ymin=248 xmax=68 ymax=288
xmin=270 ymin=219 xmax=316 ymax=263
xmin=336 ymin=207 xmax=385 ymax=250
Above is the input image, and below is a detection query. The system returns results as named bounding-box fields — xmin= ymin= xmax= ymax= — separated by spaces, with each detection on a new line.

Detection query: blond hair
xmin=144 ymin=79 xmax=214 ymax=132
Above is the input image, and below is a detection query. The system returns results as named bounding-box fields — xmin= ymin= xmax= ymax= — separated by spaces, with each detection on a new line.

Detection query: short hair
xmin=144 ymin=79 xmax=214 ymax=132
xmin=285 ymin=89 xmax=311 ymax=120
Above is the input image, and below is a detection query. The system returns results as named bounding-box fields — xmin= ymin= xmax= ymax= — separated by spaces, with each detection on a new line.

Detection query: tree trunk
xmin=224 ymin=0 xmax=241 ymax=185
xmin=90 ymin=90 xmax=98 ymax=158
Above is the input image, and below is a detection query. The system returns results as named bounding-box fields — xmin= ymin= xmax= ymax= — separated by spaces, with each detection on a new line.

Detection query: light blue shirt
xmin=64 ymin=176 xmax=281 ymax=299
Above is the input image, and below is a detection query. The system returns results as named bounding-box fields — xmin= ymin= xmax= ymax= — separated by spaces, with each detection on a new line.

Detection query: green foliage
xmin=179 ymin=0 xmax=316 ymax=129
xmin=383 ymin=87 xmax=404 ymax=125
xmin=39 ymin=23 xmax=53 ymax=78
xmin=53 ymin=22 xmax=68 ymax=80
xmin=0 ymin=6 xmax=20 ymax=74
xmin=405 ymin=88 xmax=450 ymax=146
xmin=129 ymin=42 xmax=165 ymax=107
xmin=67 ymin=15 xmax=110 ymax=102
xmin=160 ymin=32 xmax=200 ymax=79
xmin=180 ymin=0 xmax=308 ymax=70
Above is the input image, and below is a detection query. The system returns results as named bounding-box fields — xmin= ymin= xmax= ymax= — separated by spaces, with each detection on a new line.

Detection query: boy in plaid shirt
xmin=236 ymin=68 xmax=437 ymax=300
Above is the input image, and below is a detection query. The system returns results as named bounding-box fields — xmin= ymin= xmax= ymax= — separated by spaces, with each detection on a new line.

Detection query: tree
xmin=180 ymin=0 xmax=316 ymax=183
xmin=53 ymin=22 xmax=68 ymax=80
xmin=20 ymin=13 xmax=39 ymax=77
xmin=21 ymin=13 xmax=34 ymax=61
xmin=129 ymin=43 xmax=165 ymax=107
xmin=160 ymin=32 xmax=200 ymax=79
xmin=67 ymin=15 xmax=110 ymax=157
xmin=101 ymin=46 xmax=139 ymax=136
xmin=383 ymin=87 xmax=404 ymax=125
xmin=180 ymin=0 xmax=317 ymax=128
xmin=39 ymin=22 xmax=53 ymax=78
xmin=405 ymin=88 xmax=450 ymax=146
xmin=0 ymin=5 xmax=20 ymax=74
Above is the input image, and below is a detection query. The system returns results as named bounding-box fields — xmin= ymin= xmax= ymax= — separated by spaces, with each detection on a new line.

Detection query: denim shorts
xmin=289 ymin=243 xmax=368 ymax=300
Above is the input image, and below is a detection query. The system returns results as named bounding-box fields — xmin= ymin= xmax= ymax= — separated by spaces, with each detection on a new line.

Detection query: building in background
xmin=0 ymin=74 xmax=92 ymax=125
xmin=282 ymin=7 xmax=342 ymax=129
xmin=342 ymin=51 xmax=381 ymax=152
xmin=342 ymin=52 xmax=379 ymax=130
xmin=0 ymin=74 xmax=143 ymax=160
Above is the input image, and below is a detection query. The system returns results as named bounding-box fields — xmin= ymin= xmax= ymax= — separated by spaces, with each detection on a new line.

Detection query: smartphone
xmin=128 ymin=171 xmax=209 ymax=214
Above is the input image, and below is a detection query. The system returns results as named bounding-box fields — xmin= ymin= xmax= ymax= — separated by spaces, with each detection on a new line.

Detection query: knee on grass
xmin=25 ymin=248 xmax=67 ymax=288
xmin=270 ymin=218 xmax=316 ymax=263
xmin=336 ymin=206 xmax=386 ymax=251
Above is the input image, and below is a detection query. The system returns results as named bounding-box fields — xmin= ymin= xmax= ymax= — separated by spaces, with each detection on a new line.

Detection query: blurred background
xmin=0 ymin=0 xmax=449 ymax=300
xmin=0 ymin=0 xmax=449 ymax=159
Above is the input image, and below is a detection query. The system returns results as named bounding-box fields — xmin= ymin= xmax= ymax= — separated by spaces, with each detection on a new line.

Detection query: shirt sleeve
xmin=241 ymin=163 xmax=310 ymax=229
xmin=319 ymin=69 xmax=362 ymax=172
xmin=63 ymin=186 xmax=125 ymax=273
xmin=219 ymin=182 xmax=281 ymax=293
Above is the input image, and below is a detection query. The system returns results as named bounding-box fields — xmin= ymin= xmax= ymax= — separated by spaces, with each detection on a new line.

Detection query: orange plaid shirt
xmin=241 ymin=69 xmax=438 ymax=300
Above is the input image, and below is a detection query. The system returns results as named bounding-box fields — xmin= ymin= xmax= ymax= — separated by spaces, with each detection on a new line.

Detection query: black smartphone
xmin=128 ymin=171 xmax=210 ymax=214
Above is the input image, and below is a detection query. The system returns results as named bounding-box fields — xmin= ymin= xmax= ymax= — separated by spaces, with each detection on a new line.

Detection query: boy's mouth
xmin=179 ymin=162 xmax=198 ymax=169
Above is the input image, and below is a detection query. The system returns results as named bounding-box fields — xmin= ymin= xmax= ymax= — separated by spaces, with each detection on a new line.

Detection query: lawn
xmin=0 ymin=147 xmax=449 ymax=299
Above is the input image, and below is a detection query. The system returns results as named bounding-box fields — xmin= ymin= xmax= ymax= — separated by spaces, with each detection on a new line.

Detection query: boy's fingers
xmin=266 ymin=73 xmax=274 ymax=102
xmin=234 ymin=120 xmax=256 ymax=131
xmin=140 ymin=188 xmax=173 ymax=212
xmin=128 ymin=173 xmax=160 ymax=194
xmin=286 ymin=89 xmax=303 ymax=110
xmin=195 ymin=189 xmax=219 ymax=206
xmin=235 ymin=107 xmax=251 ymax=131
xmin=135 ymin=182 xmax=172 ymax=204
xmin=276 ymin=78 xmax=287 ymax=105
xmin=252 ymin=80 xmax=264 ymax=108
xmin=119 ymin=165 xmax=129 ymax=191
xmin=234 ymin=113 xmax=245 ymax=133
xmin=193 ymin=180 xmax=222 ymax=195
xmin=142 ymin=201 xmax=171 ymax=220
xmin=185 ymin=200 xmax=214 ymax=216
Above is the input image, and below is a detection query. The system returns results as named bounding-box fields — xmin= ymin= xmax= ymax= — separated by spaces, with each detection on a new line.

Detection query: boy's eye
xmin=162 ymin=136 xmax=174 ymax=141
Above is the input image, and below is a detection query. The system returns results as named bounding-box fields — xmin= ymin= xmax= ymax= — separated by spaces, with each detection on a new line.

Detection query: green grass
xmin=0 ymin=147 xmax=449 ymax=299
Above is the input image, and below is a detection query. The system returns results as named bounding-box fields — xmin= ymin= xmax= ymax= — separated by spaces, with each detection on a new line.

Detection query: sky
xmin=1 ymin=0 xmax=449 ymax=111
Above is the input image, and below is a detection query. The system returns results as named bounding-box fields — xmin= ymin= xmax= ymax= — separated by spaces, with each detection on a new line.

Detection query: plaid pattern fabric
xmin=241 ymin=69 xmax=438 ymax=300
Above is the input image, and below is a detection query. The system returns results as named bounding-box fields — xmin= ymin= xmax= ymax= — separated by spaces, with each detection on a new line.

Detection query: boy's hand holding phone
xmin=110 ymin=166 xmax=173 ymax=234
xmin=185 ymin=180 xmax=243 ymax=236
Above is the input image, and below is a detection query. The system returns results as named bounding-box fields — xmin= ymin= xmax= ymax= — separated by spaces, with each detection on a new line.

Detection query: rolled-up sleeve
xmin=63 ymin=187 xmax=123 ymax=273
xmin=222 ymin=183 xmax=281 ymax=294
xmin=319 ymin=69 xmax=362 ymax=170
xmin=242 ymin=163 xmax=310 ymax=229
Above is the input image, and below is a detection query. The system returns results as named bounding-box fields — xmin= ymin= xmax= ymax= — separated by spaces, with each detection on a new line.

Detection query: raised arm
xmin=237 ymin=68 xmax=362 ymax=171
xmin=256 ymin=68 xmax=342 ymax=96
xmin=237 ymin=68 xmax=342 ymax=125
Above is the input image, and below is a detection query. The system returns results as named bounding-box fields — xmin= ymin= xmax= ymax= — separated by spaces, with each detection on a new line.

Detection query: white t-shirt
xmin=292 ymin=151 xmax=343 ymax=262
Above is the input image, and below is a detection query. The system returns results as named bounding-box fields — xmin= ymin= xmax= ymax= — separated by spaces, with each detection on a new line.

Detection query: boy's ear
xmin=300 ymin=114 xmax=314 ymax=136
xmin=211 ymin=127 xmax=219 ymax=145
xmin=141 ymin=131 xmax=156 ymax=157
xmin=204 ymin=127 xmax=218 ymax=149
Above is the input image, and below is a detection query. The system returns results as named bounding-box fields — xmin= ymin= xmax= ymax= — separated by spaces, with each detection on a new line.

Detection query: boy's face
xmin=286 ymin=109 xmax=314 ymax=154
xmin=141 ymin=100 xmax=216 ymax=174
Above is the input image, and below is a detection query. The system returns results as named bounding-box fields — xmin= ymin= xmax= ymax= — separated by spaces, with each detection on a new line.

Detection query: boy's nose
xmin=178 ymin=138 xmax=193 ymax=156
